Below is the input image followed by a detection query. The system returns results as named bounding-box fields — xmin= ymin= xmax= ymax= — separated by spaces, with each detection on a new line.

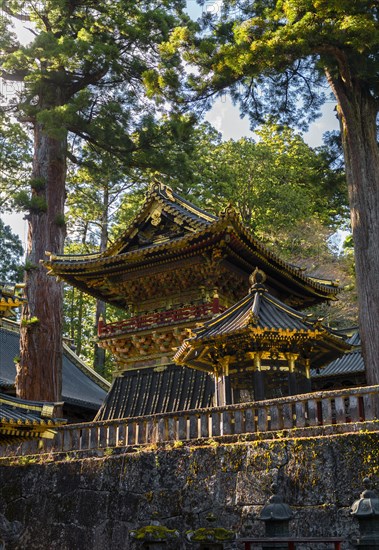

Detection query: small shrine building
xmin=43 ymin=182 xmax=354 ymax=419
xmin=174 ymin=269 xmax=351 ymax=406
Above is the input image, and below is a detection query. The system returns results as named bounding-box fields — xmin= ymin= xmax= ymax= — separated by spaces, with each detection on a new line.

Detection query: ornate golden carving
xmin=150 ymin=206 xmax=162 ymax=226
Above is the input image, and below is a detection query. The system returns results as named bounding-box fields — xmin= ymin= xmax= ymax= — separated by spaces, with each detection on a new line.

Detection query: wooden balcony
xmin=2 ymin=385 xmax=378 ymax=458
xmin=98 ymin=300 xmax=224 ymax=338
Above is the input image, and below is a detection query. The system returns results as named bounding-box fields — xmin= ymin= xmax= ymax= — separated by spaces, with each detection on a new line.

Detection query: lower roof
xmin=312 ymin=349 xmax=364 ymax=378
xmin=95 ymin=364 xmax=214 ymax=421
xmin=0 ymin=321 xmax=109 ymax=411
xmin=0 ymin=391 xmax=65 ymax=443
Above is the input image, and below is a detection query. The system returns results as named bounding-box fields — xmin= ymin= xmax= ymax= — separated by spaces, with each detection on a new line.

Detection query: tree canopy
xmin=0 ymin=0 xmax=193 ymax=401
xmin=156 ymin=0 xmax=379 ymax=384
xmin=0 ymin=219 xmax=24 ymax=282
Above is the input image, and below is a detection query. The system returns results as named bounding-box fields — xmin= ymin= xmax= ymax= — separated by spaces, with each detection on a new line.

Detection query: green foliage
xmin=188 ymin=527 xmax=235 ymax=542
xmin=13 ymin=191 xmax=48 ymax=214
xmin=130 ymin=525 xmax=179 ymax=541
xmin=0 ymin=113 xmax=32 ymax=212
xmin=2 ymin=0 xmax=192 ymax=158
xmin=173 ymin=0 xmax=379 ymax=130
xmin=29 ymin=177 xmax=46 ymax=191
xmin=24 ymin=259 xmax=38 ymax=272
xmin=21 ymin=316 xmax=39 ymax=327
xmin=54 ymin=213 xmax=66 ymax=227
xmin=0 ymin=219 xmax=24 ymax=282
xmin=12 ymin=191 xmax=30 ymax=210
xmin=165 ymin=122 xmax=347 ymax=255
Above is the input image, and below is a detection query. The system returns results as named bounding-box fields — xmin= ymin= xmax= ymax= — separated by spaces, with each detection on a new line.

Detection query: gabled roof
xmin=104 ymin=181 xmax=217 ymax=257
xmin=174 ymin=272 xmax=351 ymax=371
xmin=0 ymin=319 xmax=110 ymax=412
xmin=0 ymin=392 xmax=65 ymax=443
xmin=43 ymin=183 xmax=340 ymax=309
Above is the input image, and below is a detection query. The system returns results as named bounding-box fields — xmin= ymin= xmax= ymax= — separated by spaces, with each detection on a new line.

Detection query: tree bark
xmin=93 ymin=185 xmax=109 ymax=376
xmin=326 ymin=72 xmax=379 ymax=385
xmin=17 ymin=121 xmax=67 ymax=402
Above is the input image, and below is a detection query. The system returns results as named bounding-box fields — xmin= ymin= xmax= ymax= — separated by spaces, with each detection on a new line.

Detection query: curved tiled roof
xmin=0 ymin=320 xmax=109 ymax=412
xmin=0 ymin=393 xmax=62 ymax=424
xmin=43 ymin=183 xmax=340 ymax=308
xmin=0 ymin=282 xmax=26 ymax=319
xmin=312 ymin=349 xmax=364 ymax=378
xmin=312 ymin=331 xmax=364 ymax=378
xmin=182 ymin=281 xmax=346 ymax=343
xmin=192 ymin=284 xmax=317 ymax=340
xmin=175 ymin=280 xmax=351 ymax=372
xmin=0 ymin=392 xmax=65 ymax=443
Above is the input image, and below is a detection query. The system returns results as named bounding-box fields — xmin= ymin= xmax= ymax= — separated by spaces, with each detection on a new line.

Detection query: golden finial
xmin=249 ymin=268 xmax=267 ymax=289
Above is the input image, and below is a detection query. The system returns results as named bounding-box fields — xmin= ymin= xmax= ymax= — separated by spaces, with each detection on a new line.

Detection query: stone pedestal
xmin=130 ymin=523 xmax=179 ymax=549
xmin=187 ymin=514 xmax=235 ymax=549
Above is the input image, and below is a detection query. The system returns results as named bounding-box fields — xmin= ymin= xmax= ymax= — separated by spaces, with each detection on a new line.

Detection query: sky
xmin=1 ymin=2 xmax=340 ymax=250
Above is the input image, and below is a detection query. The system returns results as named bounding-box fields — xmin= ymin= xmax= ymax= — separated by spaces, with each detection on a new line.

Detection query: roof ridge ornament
xmin=219 ymin=202 xmax=239 ymax=220
xmin=148 ymin=179 xmax=175 ymax=202
xmin=249 ymin=268 xmax=267 ymax=292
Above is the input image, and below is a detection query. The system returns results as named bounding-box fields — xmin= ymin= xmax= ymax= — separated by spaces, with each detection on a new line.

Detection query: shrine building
xmin=43 ymin=182 xmax=357 ymax=420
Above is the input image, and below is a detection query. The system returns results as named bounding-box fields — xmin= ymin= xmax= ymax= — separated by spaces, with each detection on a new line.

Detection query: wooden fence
xmin=2 ymin=385 xmax=379 ymax=457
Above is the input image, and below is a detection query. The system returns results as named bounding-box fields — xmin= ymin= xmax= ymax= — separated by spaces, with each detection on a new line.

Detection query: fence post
xmin=212 ymin=411 xmax=221 ymax=437
xmin=321 ymin=398 xmax=333 ymax=425
xmin=189 ymin=414 xmax=198 ymax=439
xmin=199 ymin=413 xmax=209 ymax=438
xmin=334 ymin=396 xmax=346 ymax=424
xmin=178 ymin=416 xmax=187 ymax=440
xmin=295 ymin=401 xmax=306 ymax=428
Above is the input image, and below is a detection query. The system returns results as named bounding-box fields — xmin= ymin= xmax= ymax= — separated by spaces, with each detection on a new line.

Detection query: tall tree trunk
xmin=76 ymin=291 xmax=84 ymax=356
xmin=75 ymin=222 xmax=88 ymax=356
xmin=93 ymin=186 xmax=109 ymax=376
xmin=17 ymin=121 xmax=67 ymax=402
xmin=94 ymin=300 xmax=106 ymax=376
xmin=327 ymin=73 xmax=379 ymax=385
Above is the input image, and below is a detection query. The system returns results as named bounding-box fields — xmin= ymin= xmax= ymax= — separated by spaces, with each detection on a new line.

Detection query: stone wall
xmin=0 ymin=430 xmax=378 ymax=549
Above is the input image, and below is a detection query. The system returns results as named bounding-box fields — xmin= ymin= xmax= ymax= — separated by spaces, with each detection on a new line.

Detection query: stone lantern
xmin=351 ymin=478 xmax=379 ymax=548
xmin=259 ymin=483 xmax=293 ymax=549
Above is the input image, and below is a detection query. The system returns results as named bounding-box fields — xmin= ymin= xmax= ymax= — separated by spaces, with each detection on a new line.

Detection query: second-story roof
xmin=43 ymin=182 xmax=341 ymax=309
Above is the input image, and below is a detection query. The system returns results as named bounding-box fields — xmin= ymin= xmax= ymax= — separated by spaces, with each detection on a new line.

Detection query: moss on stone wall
xmin=0 ymin=431 xmax=378 ymax=549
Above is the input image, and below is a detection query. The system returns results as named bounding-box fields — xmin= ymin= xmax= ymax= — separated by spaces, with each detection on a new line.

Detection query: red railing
xmin=98 ymin=300 xmax=225 ymax=337
xmin=241 ymin=537 xmax=344 ymax=549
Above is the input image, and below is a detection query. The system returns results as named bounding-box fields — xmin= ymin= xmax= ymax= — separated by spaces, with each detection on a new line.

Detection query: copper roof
xmin=174 ymin=274 xmax=351 ymax=371
xmin=0 ymin=319 xmax=110 ymax=412
xmin=312 ymin=349 xmax=364 ymax=378
xmin=95 ymin=364 xmax=214 ymax=421
xmin=43 ymin=183 xmax=340 ymax=308
xmin=192 ymin=286 xmax=317 ymax=339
